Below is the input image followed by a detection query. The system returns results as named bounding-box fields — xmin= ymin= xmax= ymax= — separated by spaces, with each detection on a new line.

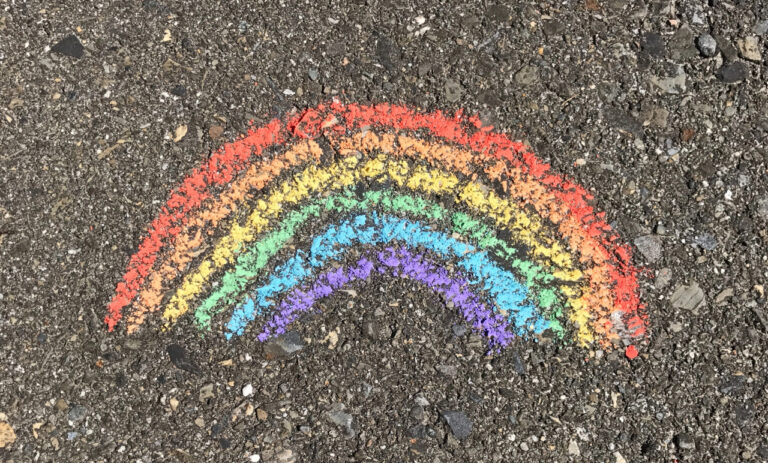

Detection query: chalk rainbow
xmin=106 ymin=102 xmax=647 ymax=351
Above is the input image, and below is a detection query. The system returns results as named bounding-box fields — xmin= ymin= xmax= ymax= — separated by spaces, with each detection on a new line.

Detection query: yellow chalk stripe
xmin=163 ymin=154 xmax=589 ymax=340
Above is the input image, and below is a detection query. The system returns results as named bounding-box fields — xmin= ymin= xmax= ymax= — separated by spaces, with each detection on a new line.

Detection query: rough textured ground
xmin=2 ymin=0 xmax=768 ymax=461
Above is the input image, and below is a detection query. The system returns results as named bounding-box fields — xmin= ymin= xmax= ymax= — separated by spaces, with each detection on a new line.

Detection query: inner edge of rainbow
xmin=108 ymin=100 xmax=644 ymax=348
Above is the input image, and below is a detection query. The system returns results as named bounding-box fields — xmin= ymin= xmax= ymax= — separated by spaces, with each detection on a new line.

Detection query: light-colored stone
xmin=0 ymin=422 xmax=16 ymax=448
xmin=634 ymin=235 xmax=663 ymax=262
xmin=670 ymin=283 xmax=705 ymax=311
xmin=199 ymin=383 xmax=215 ymax=402
xmin=651 ymin=64 xmax=686 ymax=94
xmin=738 ymin=36 xmax=762 ymax=62
xmin=568 ymin=439 xmax=580 ymax=456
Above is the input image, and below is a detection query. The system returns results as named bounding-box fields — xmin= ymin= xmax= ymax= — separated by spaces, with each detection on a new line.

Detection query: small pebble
xmin=444 ymin=79 xmax=463 ymax=102
xmin=737 ymin=36 xmax=762 ymax=62
xmin=170 ymin=84 xmax=186 ymax=97
xmin=67 ymin=405 xmax=88 ymax=425
xmin=51 ymin=34 xmax=84 ymax=58
xmin=670 ymin=282 xmax=706 ymax=311
xmin=696 ymin=34 xmax=717 ymax=57
xmin=675 ymin=433 xmax=696 ymax=450
xmin=264 ymin=331 xmax=306 ymax=359
xmin=634 ymin=235 xmax=663 ymax=262
xmin=55 ymin=398 xmax=69 ymax=411
xmin=717 ymin=61 xmax=749 ymax=83
xmin=167 ymin=344 xmax=201 ymax=374
xmin=326 ymin=405 xmax=355 ymax=438
xmin=208 ymin=125 xmax=225 ymax=140
xmin=199 ymin=383 xmax=215 ymax=402
xmin=514 ymin=65 xmax=539 ymax=86
xmin=754 ymin=20 xmax=768 ymax=35
xmin=0 ymin=422 xmax=16 ymax=449
xmin=568 ymin=439 xmax=580 ymax=456
xmin=440 ymin=410 xmax=472 ymax=440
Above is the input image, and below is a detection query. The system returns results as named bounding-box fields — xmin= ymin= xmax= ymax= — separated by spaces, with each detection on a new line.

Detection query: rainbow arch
xmin=106 ymin=102 xmax=647 ymax=350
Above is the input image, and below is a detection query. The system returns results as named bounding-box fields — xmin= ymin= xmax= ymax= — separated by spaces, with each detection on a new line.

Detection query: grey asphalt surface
xmin=1 ymin=0 xmax=768 ymax=461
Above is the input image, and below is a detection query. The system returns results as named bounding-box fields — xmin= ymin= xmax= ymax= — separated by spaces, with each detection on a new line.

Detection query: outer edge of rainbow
xmin=106 ymin=100 xmax=647 ymax=346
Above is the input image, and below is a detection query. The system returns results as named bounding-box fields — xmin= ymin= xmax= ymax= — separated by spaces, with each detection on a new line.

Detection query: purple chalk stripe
xmin=259 ymin=247 xmax=514 ymax=349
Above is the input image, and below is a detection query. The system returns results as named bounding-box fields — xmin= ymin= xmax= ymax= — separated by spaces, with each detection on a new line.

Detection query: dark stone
xmin=264 ymin=331 xmax=306 ymax=359
xmin=409 ymin=440 xmax=429 ymax=455
xmin=170 ymin=84 xmax=186 ymax=97
xmin=642 ymin=32 xmax=665 ymax=57
xmin=668 ymin=25 xmax=697 ymax=61
xmin=486 ymin=4 xmax=510 ymax=23
xmin=478 ymin=89 xmax=502 ymax=107
xmin=52 ymin=34 xmax=84 ymax=59
xmin=166 ymin=343 xmax=201 ymax=374
xmin=604 ymin=107 xmax=643 ymax=136
xmin=542 ymin=20 xmax=565 ymax=37
xmin=375 ymin=33 xmax=399 ymax=74
xmin=717 ymin=61 xmax=749 ymax=83
xmin=219 ymin=438 xmax=230 ymax=449
xmin=715 ymin=35 xmax=739 ymax=61
xmin=181 ymin=37 xmax=195 ymax=53
xmin=719 ymin=374 xmax=746 ymax=395
xmin=696 ymin=34 xmax=717 ymax=57
xmin=10 ymin=238 xmax=30 ymax=257
xmin=407 ymin=424 xmax=427 ymax=439
xmin=410 ymin=405 xmax=424 ymax=422
xmin=510 ymin=349 xmax=527 ymax=376
xmin=732 ymin=403 xmax=753 ymax=425
xmin=440 ymin=410 xmax=472 ymax=440
xmin=211 ymin=421 xmax=225 ymax=436
xmin=737 ymin=215 xmax=753 ymax=233
xmin=641 ymin=440 xmax=656 ymax=455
